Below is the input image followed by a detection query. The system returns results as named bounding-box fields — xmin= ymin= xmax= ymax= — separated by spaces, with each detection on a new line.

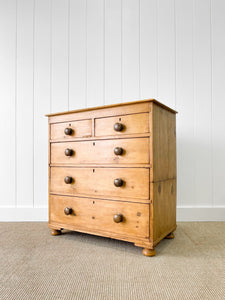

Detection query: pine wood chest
xmin=46 ymin=99 xmax=177 ymax=256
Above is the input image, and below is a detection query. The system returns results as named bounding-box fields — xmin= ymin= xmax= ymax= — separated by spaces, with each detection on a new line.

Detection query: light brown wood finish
xmin=150 ymin=103 xmax=176 ymax=182
xmin=49 ymin=222 xmax=152 ymax=245
xmin=142 ymin=248 xmax=156 ymax=257
xmin=51 ymin=229 xmax=61 ymax=236
xmin=51 ymin=119 xmax=92 ymax=140
xmin=46 ymin=98 xmax=177 ymax=117
xmin=48 ymin=102 xmax=151 ymax=124
xmin=165 ymin=232 xmax=175 ymax=239
xmin=50 ymin=195 xmax=149 ymax=239
xmin=51 ymin=138 xmax=149 ymax=165
xmin=151 ymin=179 xmax=177 ymax=245
xmin=50 ymin=167 xmax=149 ymax=200
xmin=47 ymin=99 xmax=177 ymax=256
xmin=95 ymin=113 xmax=149 ymax=137
xmin=50 ymin=164 xmax=151 ymax=168
xmin=50 ymin=132 xmax=150 ymax=143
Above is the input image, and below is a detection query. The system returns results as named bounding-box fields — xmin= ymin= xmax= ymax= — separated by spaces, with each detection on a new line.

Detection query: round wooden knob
xmin=64 ymin=207 xmax=72 ymax=215
xmin=114 ymin=147 xmax=123 ymax=155
xmin=114 ymin=178 xmax=123 ymax=187
xmin=64 ymin=176 xmax=73 ymax=184
xmin=113 ymin=214 xmax=123 ymax=223
xmin=65 ymin=148 xmax=73 ymax=156
xmin=64 ymin=127 xmax=73 ymax=135
xmin=114 ymin=123 xmax=124 ymax=132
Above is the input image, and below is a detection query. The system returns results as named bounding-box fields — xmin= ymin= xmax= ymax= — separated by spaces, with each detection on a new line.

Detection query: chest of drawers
xmin=46 ymin=99 xmax=177 ymax=256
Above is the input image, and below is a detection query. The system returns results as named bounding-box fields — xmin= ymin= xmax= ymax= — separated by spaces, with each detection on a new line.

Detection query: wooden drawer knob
xmin=114 ymin=178 xmax=123 ymax=187
xmin=65 ymin=148 xmax=73 ymax=156
xmin=64 ymin=207 xmax=72 ymax=215
xmin=64 ymin=127 xmax=73 ymax=135
xmin=114 ymin=147 xmax=123 ymax=155
xmin=113 ymin=214 xmax=123 ymax=223
xmin=114 ymin=123 xmax=124 ymax=132
xmin=64 ymin=176 xmax=73 ymax=184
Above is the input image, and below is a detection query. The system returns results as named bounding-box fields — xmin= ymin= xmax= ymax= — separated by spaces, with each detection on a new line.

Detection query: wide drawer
xmin=51 ymin=138 xmax=149 ymax=165
xmin=50 ymin=167 xmax=149 ymax=200
xmin=51 ymin=119 xmax=92 ymax=140
xmin=95 ymin=113 xmax=149 ymax=137
xmin=50 ymin=195 xmax=149 ymax=238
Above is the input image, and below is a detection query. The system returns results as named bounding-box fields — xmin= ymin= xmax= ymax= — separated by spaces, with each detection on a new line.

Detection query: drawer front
xmin=50 ymin=195 xmax=149 ymax=238
xmin=95 ymin=113 xmax=149 ymax=137
xmin=51 ymin=138 xmax=149 ymax=165
xmin=51 ymin=119 xmax=92 ymax=140
xmin=50 ymin=167 xmax=149 ymax=200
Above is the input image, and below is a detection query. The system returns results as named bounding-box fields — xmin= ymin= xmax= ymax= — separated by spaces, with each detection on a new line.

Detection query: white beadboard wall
xmin=0 ymin=0 xmax=225 ymax=221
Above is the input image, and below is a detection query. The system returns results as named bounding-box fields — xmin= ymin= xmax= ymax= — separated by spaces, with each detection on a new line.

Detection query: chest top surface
xmin=46 ymin=99 xmax=177 ymax=117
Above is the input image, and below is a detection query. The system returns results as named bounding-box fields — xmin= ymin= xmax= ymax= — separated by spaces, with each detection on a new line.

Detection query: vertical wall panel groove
xmin=50 ymin=0 xmax=52 ymax=113
xmin=122 ymin=0 xmax=140 ymax=101
xmin=193 ymin=0 xmax=212 ymax=206
xmin=51 ymin=0 xmax=69 ymax=112
xmin=155 ymin=0 xmax=158 ymax=98
xmin=16 ymin=0 xmax=34 ymax=207
xmin=209 ymin=0 xmax=213 ymax=207
xmin=121 ymin=0 xmax=123 ymax=101
xmin=85 ymin=0 xmax=87 ymax=107
xmin=0 ymin=0 xmax=17 ymax=207
xmin=175 ymin=0 xmax=195 ymax=206
xmin=192 ymin=0 xmax=197 ymax=207
xmin=173 ymin=0 xmax=177 ymax=109
xmin=33 ymin=0 xmax=51 ymax=207
xmin=69 ymin=0 xmax=86 ymax=109
xmin=15 ymin=0 xmax=18 ymax=207
xmin=211 ymin=0 xmax=225 ymax=206
xmin=86 ymin=0 xmax=104 ymax=107
xmin=157 ymin=0 xmax=176 ymax=108
xmin=140 ymin=0 xmax=157 ymax=99
xmin=67 ymin=0 xmax=70 ymax=110
xmin=138 ymin=0 xmax=141 ymax=99
xmin=105 ymin=0 xmax=122 ymax=104
xmin=103 ymin=0 xmax=105 ymax=105
xmin=32 ymin=0 xmax=35 ymax=207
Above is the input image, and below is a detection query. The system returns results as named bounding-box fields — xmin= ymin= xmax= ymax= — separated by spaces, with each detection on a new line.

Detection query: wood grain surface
xmin=51 ymin=137 xmax=149 ymax=165
xmin=95 ymin=113 xmax=149 ymax=137
xmin=50 ymin=194 xmax=149 ymax=239
xmin=51 ymin=119 xmax=92 ymax=140
xmin=50 ymin=167 xmax=149 ymax=200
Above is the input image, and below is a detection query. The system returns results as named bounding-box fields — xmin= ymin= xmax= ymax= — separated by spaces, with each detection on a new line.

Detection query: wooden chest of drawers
xmin=46 ymin=99 xmax=177 ymax=256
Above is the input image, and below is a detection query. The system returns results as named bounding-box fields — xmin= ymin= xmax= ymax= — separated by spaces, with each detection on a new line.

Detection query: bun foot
xmin=143 ymin=248 xmax=156 ymax=257
xmin=51 ymin=229 xmax=61 ymax=236
xmin=165 ymin=232 xmax=174 ymax=239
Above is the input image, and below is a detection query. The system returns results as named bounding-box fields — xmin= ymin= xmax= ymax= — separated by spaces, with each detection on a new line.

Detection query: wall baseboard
xmin=177 ymin=206 xmax=225 ymax=221
xmin=0 ymin=207 xmax=48 ymax=222
xmin=0 ymin=206 xmax=224 ymax=222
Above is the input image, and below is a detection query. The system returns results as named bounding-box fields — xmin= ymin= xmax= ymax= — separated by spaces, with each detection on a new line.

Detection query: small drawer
xmin=50 ymin=195 xmax=149 ymax=239
xmin=51 ymin=138 xmax=149 ymax=165
xmin=51 ymin=119 xmax=92 ymax=140
xmin=95 ymin=113 xmax=149 ymax=137
xmin=50 ymin=167 xmax=149 ymax=201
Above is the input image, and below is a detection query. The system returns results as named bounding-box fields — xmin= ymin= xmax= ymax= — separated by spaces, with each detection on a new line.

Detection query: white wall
xmin=0 ymin=0 xmax=225 ymax=221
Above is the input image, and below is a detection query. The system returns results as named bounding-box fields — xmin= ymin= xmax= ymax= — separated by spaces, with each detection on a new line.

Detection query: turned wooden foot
xmin=143 ymin=248 xmax=156 ymax=257
xmin=165 ymin=232 xmax=175 ymax=239
xmin=51 ymin=229 xmax=61 ymax=236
